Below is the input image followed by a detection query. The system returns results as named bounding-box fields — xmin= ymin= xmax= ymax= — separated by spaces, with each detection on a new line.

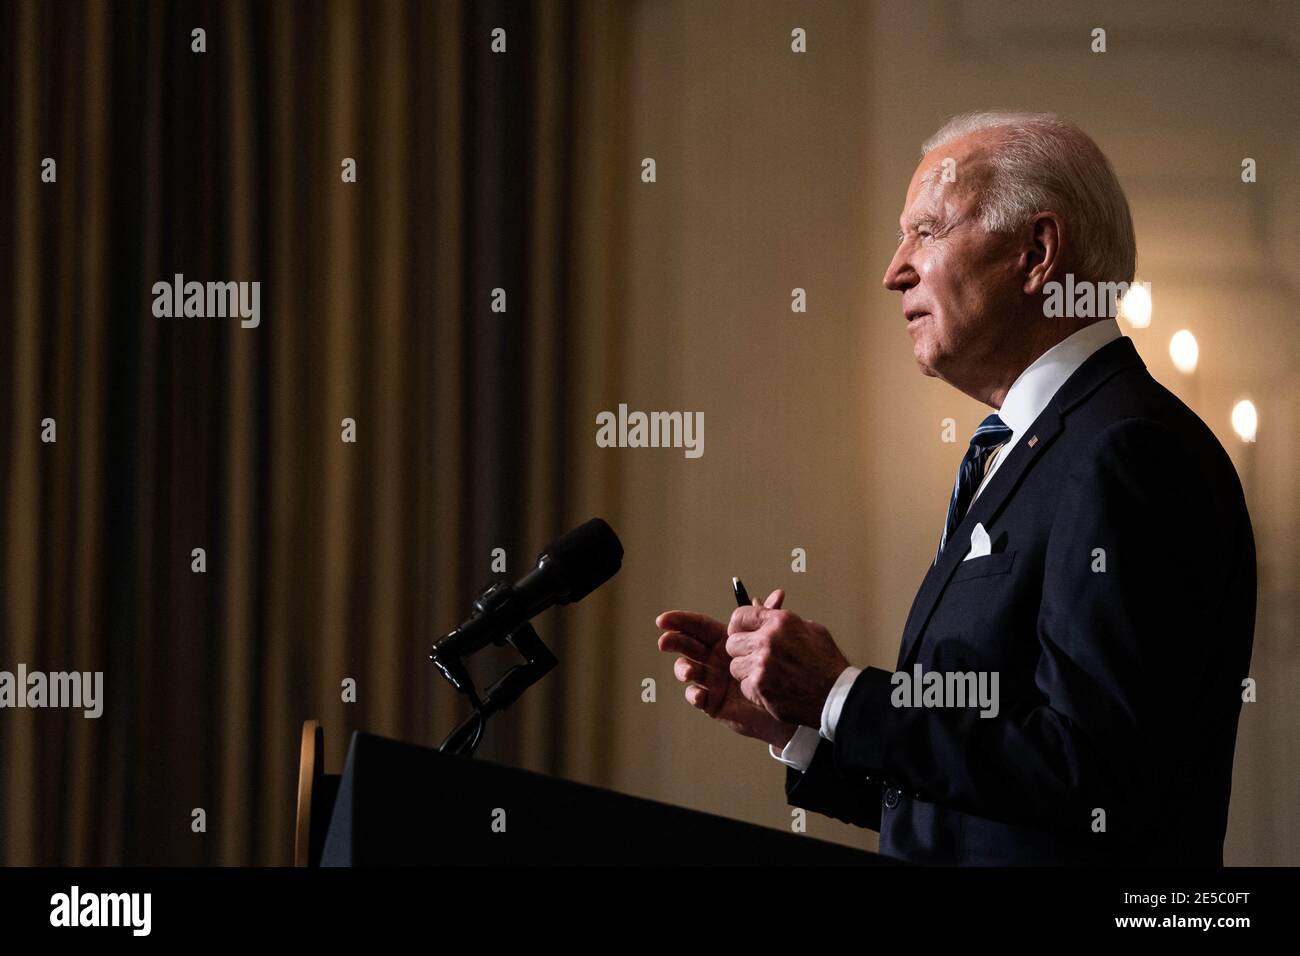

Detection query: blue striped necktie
xmin=936 ymin=413 xmax=1013 ymax=561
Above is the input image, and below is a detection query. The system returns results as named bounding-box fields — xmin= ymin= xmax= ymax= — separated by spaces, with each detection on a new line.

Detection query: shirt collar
xmin=997 ymin=319 xmax=1123 ymax=437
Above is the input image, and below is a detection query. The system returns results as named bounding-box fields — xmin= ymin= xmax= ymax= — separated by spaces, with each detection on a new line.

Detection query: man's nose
xmin=882 ymin=245 xmax=914 ymax=292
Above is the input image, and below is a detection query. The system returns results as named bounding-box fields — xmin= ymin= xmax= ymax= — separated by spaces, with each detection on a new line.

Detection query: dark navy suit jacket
xmin=786 ymin=335 xmax=1256 ymax=865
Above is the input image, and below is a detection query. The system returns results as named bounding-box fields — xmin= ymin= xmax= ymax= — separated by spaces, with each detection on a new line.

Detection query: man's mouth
xmin=905 ymin=310 xmax=930 ymax=323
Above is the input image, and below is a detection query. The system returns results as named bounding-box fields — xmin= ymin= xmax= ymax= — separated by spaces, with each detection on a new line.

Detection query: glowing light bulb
xmin=1120 ymin=283 xmax=1152 ymax=328
xmin=1169 ymin=329 xmax=1199 ymax=374
xmin=1231 ymin=400 xmax=1257 ymax=443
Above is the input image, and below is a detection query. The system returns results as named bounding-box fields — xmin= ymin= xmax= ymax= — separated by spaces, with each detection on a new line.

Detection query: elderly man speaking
xmin=656 ymin=111 xmax=1256 ymax=866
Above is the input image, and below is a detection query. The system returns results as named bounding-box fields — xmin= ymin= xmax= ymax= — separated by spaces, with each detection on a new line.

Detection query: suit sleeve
xmin=784 ymin=736 xmax=883 ymax=831
xmin=829 ymin=418 xmax=1227 ymax=838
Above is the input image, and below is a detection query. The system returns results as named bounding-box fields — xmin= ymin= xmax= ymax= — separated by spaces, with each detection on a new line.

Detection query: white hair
xmin=921 ymin=111 xmax=1136 ymax=284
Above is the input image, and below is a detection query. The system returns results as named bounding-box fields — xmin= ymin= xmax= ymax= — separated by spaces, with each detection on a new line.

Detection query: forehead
xmin=900 ymin=133 xmax=994 ymax=220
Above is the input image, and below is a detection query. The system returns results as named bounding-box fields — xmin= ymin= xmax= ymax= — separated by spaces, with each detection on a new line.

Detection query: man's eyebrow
xmin=896 ymin=216 xmax=939 ymax=241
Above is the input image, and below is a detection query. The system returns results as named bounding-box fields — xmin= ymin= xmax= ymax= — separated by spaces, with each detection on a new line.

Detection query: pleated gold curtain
xmin=1 ymin=0 xmax=630 ymax=865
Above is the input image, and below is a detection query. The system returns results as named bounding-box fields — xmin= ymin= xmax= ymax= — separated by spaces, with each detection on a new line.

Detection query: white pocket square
xmin=963 ymin=522 xmax=991 ymax=561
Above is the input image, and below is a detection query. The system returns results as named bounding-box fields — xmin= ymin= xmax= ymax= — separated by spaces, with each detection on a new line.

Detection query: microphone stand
xmin=431 ymin=617 xmax=558 ymax=758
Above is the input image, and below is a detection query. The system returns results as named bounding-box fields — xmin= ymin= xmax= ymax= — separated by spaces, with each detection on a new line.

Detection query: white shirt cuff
xmin=820 ymin=666 xmax=861 ymax=742
xmin=768 ymin=724 xmax=820 ymax=772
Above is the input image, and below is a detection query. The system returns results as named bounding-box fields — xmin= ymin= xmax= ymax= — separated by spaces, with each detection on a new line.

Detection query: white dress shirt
xmin=769 ymin=319 xmax=1124 ymax=772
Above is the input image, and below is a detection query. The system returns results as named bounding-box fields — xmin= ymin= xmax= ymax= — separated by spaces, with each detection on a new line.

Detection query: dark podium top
xmin=319 ymin=732 xmax=884 ymax=866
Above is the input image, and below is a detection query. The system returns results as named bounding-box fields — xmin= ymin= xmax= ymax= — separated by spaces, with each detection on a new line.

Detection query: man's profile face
xmin=882 ymin=133 xmax=1024 ymax=391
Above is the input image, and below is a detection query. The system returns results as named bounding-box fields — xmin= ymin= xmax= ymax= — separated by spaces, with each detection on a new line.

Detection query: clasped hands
xmin=656 ymin=588 xmax=850 ymax=751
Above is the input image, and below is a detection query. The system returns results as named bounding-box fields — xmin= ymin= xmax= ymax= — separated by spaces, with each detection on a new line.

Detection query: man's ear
xmin=1021 ymin=212 xmax=1064 ymax=295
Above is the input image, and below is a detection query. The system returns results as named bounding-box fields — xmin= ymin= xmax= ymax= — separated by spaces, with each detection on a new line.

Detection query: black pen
xmin=732 ymin=576 xmax=752 ymax=607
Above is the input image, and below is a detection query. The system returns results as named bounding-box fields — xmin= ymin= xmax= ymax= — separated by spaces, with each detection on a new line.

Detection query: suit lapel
xmin=895 ymin=335 xmax=1146 ymax=670
xmin=895 ymin=406 xmax=1062 ymax=669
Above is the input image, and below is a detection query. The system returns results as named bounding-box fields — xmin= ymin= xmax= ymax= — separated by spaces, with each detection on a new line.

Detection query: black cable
xmin=465 ymin=711 xmax=485 ymax=756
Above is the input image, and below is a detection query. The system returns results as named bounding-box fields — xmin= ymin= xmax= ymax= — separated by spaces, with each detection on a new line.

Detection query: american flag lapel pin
xmin=1027 ymin=435 xmax=1039 ymax=448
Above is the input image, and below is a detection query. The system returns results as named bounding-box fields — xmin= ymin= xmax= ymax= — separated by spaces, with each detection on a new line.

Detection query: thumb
xmin=763 ymin=588 xmax=785 ymax=610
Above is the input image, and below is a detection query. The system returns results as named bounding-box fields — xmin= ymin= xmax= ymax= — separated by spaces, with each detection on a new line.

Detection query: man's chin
xmin=912 ymin=346 xmax=939 ymax=378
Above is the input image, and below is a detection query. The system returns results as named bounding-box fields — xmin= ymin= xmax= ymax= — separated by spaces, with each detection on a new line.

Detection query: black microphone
xmin=430 ymin=518 xmax=623 ymax=666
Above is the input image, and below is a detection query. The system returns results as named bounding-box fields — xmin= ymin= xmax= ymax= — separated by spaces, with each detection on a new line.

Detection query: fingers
xmin=728 ymin=604 xmax=774 ymax=636
xmin=725 ymin=630 xmax=759 ymax=659
xmin=684 ymin=684 xmax=709 ymax=711
xmin=735 ymin=671 xmax=763 ymax=711
xmin=673 ymin=655 xmax=712 ymax=686
xmin=657 ymin=631 xmax=710 ymax=661
xmin=728 ymin=652 xmax=756 ymax=684
xmin=655 ymin=610 xmax=726 ymax=643
xmin=764 ymin=588 xmax=785 ymax=609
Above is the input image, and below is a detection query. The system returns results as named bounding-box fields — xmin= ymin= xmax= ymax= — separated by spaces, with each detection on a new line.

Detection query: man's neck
xmin=973 ymin=318 xmax=1091 ymax=409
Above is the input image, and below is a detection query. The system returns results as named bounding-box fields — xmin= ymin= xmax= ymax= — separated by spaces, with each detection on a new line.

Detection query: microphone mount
xmin=430 ymin=579 xmax=558 ymax=758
